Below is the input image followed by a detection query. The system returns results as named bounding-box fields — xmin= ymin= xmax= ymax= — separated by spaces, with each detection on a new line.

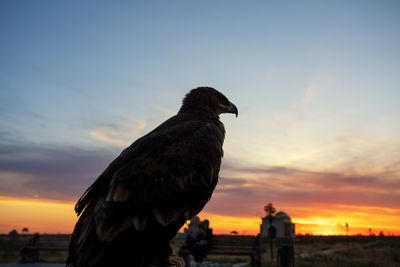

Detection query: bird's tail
xmin=67 ymin=207 xmax=173 ymax=267
xmin=67 ymin=206 xmax=104 ymax=267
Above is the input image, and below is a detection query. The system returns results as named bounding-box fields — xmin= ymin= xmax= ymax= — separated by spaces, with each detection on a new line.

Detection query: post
xmin=269 ymin=214 xmax=273 ymax=261
xmin=346 ymin=223 xmax=349 ymax=251
xmin=264 ymin=203 xmax=276 ymax=262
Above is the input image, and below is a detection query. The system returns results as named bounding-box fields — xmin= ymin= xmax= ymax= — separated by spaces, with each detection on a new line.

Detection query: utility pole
xmin=264 ymin=203 xmax=276 ymax=262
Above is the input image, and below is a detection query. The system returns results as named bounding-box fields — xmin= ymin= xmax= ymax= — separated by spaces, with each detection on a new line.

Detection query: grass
xmin=266 ymin=236 xmax=400 ymax=267
xmin=0 ymin=234 xmax=399 ymax=266
xmin=0 ymin=235 xmax=30 ymax=263
xmin=0 ymin=234 xmax=68 ymax=263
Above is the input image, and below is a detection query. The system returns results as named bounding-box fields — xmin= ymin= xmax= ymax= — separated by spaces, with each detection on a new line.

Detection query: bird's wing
xmin=77 ymin=117 xmax=224 ymax=242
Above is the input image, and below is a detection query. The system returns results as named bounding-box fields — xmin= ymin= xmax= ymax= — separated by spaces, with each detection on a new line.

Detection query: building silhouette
xmin=260 ymin=211 xmax=295 ymax=238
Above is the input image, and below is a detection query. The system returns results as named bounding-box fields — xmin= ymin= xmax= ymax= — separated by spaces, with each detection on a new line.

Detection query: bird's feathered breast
xmin=74 ymin=112 xmax=225 ymax=243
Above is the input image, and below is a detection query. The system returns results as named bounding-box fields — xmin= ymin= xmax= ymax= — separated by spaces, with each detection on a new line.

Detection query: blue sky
xmin=1 ymin=0 xmax=399 ymax=147
xmin=1 ymin=1 xmax=400 ymax=233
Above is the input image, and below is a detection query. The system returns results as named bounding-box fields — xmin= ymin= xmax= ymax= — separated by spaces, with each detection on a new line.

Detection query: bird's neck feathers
xmin=178 ymin=97 xmax=220 ymax=120
xmin=178 ymin=105 xmax=219 ymax=120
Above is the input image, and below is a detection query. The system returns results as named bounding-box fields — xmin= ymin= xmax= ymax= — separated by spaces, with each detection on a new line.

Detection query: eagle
xmin=67 ymin=87 xmax=238 ymax=267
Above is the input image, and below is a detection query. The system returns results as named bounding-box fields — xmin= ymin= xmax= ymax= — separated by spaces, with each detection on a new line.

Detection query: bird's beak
xmin=219 ymin=102 xmax=238 ymax=117
xmin=230 ymin=102 xmax=238 ymax=117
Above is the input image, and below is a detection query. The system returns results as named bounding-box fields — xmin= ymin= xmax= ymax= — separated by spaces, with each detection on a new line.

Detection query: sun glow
xmin=1 ymin=196 xmax=399 ymax=236
xmin=198 ymin=212 xmax=261 ymax=235
xmin=0 ymin=196 xmax=76 ymax=234
xmin=291 ymin=204 xmax=400 ymax=236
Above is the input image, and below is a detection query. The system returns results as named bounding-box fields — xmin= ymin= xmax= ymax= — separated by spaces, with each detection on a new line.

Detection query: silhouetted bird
xmin=67 ymin=87 xmax=238 ymax=267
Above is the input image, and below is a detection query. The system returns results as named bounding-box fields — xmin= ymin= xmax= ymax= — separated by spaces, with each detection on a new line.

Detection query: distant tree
xmin=379 ymin=231 xmax=385 ymax=237
xmin=8 ymin=229 xmax=18 ymax=237
xmin=22 ymin=227 xmax=29 ymax=233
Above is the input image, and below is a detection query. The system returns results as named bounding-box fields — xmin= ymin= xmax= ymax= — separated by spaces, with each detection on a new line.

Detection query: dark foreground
xmin=1 ymin=235 xmax=399 ymax=266
xmin=0 ymin=264 xmax=63 ymax=267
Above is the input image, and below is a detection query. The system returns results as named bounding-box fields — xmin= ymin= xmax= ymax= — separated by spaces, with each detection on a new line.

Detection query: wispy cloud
xmin=154 ymin=104 xmax=175 ymax=116
xmin=303 ymin=85 xmax=316 ymax=105
xmin=89 ymin=119 xmax=147 ymax=147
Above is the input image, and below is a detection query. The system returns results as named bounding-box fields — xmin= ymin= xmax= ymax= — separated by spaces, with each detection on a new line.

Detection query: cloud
xmin=303 ymin=86 xmax=316 ymax=105
xmin=154 ymin=104 xmax=175 ymax=116
xmin=203 ymin=164 xmax=400 ymax=217
xmin=89 ymin=119 xmax=147 ymax=147
xmin=1 ymin=138 xmax=399 ymax=231
xmin=0 ymin=143 xmax=117 ymax=202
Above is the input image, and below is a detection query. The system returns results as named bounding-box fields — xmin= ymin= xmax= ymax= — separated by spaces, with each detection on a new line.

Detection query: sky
xmin=1 ymin=0 xmax=400 ymax=236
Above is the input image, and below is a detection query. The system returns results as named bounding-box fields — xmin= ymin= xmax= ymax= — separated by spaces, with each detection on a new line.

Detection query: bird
xmin=67 ymin=87 xmax=238 ymax=267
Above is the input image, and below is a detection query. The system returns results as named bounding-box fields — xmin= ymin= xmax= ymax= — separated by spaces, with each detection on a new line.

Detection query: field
xmin=281 ymin=236 xmax=400 ymax=267
xmin=0 ymin=234 xmax=399 ymax=266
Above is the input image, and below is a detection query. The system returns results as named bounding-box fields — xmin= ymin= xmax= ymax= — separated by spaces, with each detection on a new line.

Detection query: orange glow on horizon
xmin=0 ymin=196 xmax=76 ymax=234
xmin=196 ymin=212 xmax=261 ymax=235
xmin=291 ymin=204 xmax=400 ymax=236
xmin=1 ymin=196 xmax=399 ymax=236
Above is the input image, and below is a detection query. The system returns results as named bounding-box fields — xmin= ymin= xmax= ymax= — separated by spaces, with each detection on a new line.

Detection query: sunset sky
xmin=1 ymin=1 xmax=400 ymax=236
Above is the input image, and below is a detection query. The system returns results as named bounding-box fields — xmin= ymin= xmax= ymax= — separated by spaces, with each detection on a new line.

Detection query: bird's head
xmin=179 ymin=87 xmax=238 ymax=117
